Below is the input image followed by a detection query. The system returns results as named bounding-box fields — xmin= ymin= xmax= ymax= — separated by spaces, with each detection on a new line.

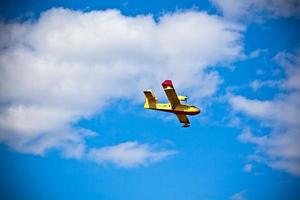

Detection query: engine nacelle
xmin=178 ymin=95 xmax=188 ymax=101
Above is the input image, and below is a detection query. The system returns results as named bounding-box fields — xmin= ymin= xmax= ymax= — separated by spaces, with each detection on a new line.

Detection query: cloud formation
xmin=211 ymin=0 xmax=300 ymax=20
xmin=0 ymin=8 xmax=243 ymax=166
xmin=230 ymin=190 xmax=248 ymax=200
xmin=88 ymin=142 xmax=176 ymax=168
xmin=229 ymin=49 xmax=300 ymax=176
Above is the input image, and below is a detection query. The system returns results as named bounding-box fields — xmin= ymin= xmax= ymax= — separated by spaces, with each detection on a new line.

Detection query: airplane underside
xmin=148 ymin=107 xmax=199 ymax=116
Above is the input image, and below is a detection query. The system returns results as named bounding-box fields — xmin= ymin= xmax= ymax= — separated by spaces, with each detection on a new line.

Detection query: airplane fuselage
xmin=145 ymin=103 xmax=201 ymax=116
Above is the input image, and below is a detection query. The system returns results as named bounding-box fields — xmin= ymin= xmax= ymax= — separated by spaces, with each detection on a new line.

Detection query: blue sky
xmin=0 ymin=0 xmax=300 ymax=200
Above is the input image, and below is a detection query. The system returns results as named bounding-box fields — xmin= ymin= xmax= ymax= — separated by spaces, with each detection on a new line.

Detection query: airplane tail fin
xmin=144 ymin=90 xmax=158 ymax=109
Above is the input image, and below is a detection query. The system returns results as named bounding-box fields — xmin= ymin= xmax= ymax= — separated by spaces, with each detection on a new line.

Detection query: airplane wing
xmin=176 ymin=114 xmax=190 ymax=125
xmin=162 ymin=80 xmax=181 ymax=107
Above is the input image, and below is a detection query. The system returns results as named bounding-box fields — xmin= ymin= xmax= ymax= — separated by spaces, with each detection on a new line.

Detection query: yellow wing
xmin=176 ymin=114 xmax=190 ymax=125
xmin=162 ymin=80 xmax=180 ymax=107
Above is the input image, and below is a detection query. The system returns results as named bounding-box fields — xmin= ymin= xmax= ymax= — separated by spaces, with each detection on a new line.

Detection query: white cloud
xmin=243 ymin=163 xmax=253 ymax=172
xmin=249 ymin=80 xmax=280 ymax=91
xmin=229 ymin=93 xmax=300 ymax=127
xmin=229 ymin=49 xmax=300 ymax=176
xmin=248 ymin=49 xmax=299 ymax=94
xmin=211 ymin=0 xmax=300 ymax=20
xmin=87 ymin=141 xmax=176 ymax=168
xmin=238 ymin=128 xmax=300 ymax=176
xmin=274 ymin=50 xmax=300 ymax=90
xmin=230 ymin=190 xmax=247 ymax=200
xmin=0 ymin=8 xmax=243 ymax=165
xmin=248 ymin=49 xmax=267 ymax=58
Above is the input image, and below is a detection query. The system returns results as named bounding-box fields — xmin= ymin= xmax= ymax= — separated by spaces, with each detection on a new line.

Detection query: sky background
xmin=0 ymin=0 xmax=300 ymax=200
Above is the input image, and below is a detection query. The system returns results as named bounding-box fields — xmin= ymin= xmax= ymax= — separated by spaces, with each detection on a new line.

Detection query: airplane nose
xmin=190 ymin=107 xmax=200 ymax=115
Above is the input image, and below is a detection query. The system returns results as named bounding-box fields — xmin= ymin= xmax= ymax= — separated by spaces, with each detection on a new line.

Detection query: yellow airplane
xmin=144 ymin=80 xmax=201 ymax=127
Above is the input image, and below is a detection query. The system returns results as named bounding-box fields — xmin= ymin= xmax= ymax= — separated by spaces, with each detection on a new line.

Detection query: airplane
xmin=143 ymin=80 xmax=201 ymax=127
